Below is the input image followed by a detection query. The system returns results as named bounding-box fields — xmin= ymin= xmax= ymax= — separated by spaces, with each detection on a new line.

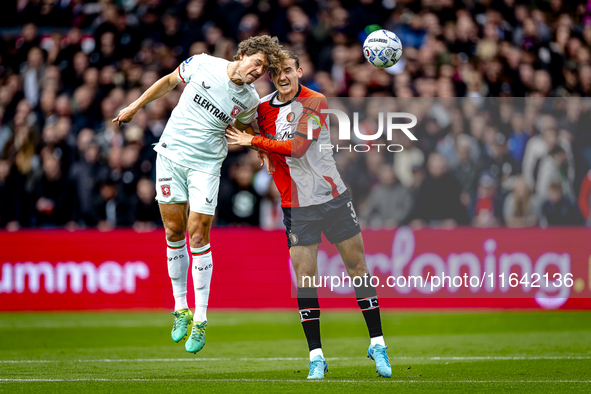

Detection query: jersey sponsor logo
xmin=193 ymin=93 xmax=232 ymax=123
xmin=306 ymin=113 xmax=321 ymax=129
xmin=286 ymin=112 xmax=295 ymax=122
xmin=266 ymin=129 xmax=294 ymax=141
xmin=161 ymin=185 xmax=171 ymax=197
xmin=158 ymin=177 xmax=172 ymax=182
xmin=231 ymin=105 xmax=242 ymax=117
xmin=205 ymin=197 xmax=213 ymax=204
xmin=231 ymin=97 xmax=247 ymax=110
xmin=184 ymin=56 xmax=194 ymax=64
xmin=161 ymin=142 xmax=167 ymax=148
xmin=202 ymin=81 xmax=211 ymax=89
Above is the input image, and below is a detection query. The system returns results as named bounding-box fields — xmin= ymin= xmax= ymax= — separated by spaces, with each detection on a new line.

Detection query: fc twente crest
xmin=231 ymin=105 xmax=242 ymax=117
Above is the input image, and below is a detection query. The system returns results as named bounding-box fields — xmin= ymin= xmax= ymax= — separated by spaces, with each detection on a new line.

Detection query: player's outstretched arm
xmin=112 ymin=70 xmax=180 ymax=126
xmin=226 ymin=124 xmax=311 ymax=158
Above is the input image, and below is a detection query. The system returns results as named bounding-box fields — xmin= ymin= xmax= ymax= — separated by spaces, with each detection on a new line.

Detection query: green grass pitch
xmin=0 ymin=310 xmax=590 ymax=393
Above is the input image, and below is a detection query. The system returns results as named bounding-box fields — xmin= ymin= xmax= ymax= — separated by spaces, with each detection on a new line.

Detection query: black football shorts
xmin=281 ymin=190 xmax=361 ymax=248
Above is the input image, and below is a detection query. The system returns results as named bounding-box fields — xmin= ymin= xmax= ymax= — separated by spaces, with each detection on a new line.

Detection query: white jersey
xmin=154 ymin=54 xmax=259 ymax=176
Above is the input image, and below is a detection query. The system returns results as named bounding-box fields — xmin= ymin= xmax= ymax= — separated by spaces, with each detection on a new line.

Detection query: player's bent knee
xmin=292 ymin=264 xmax=316 ymax=282
xmin=165 ymin=226 xmax=186 ymax=242
xmin=189 ymin=232 xmax=209 ymax=248
xmin=343 ymin=257 xmax=369 ymax=276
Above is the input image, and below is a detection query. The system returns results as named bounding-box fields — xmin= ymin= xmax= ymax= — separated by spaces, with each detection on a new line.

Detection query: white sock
xmin=191 ymin=244 xmax=212 ymax=322
xmin=167 ymin=239 xmax=189 ymax=311
xmin=310 ymin=348 xmax=324 ymax=360
xmin=370 ymin=336 xmax=385 ymax=347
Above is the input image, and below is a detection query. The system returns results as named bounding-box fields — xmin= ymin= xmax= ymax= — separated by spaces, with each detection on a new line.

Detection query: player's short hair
xmin=234 ymin=35 xmax=283 ymax=74
xmin=280 ymin=50 xmax=300 ymax=70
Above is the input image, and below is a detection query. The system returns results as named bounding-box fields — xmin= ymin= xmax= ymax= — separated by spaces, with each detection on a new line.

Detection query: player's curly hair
xmin=233 ymin=35 xmax=284 ymax=74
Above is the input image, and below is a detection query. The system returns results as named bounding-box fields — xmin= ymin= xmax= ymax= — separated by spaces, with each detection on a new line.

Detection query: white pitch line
xmin=1 ymin=356 xmax=590 ymax=364
xmin=429 ymin=356 xmax=591 ymax=360
xmin=0 ymin=358 xmax=309 ymax=364
xmin=0 ymin=378 xmax=590 ymax=383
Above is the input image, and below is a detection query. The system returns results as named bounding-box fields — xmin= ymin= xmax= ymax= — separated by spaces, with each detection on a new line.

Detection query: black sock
xmin=297 ymin=287 xmax=321 ymax=351
xmin=355 ymin=283 xmax=383 ymax=338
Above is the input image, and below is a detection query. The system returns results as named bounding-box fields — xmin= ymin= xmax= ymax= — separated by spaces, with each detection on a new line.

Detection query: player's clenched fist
xmin=112 ymin=106 xmax=137 ymax=126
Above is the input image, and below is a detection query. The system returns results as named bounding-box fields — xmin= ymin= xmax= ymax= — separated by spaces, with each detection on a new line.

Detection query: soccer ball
xmin=363 ymin=29 xmax=403 ymax=69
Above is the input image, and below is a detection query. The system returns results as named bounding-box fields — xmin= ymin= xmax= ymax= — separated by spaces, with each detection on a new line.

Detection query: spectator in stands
xmin=454 ymin=134 xmax=478 ymax=209
xmin=70 ymin=135 xmax=108 ymax=226
xmin=504 ymin=175 xmax=540 ymax=228
xmin=409 ymin=152 xmax=467 ymax=228
xmin=217 ymin=160 xmax=260 ymax=226
xmin=506 ymin=112 xmax=530 ymax=170
xmin=21 ymin=46 xmax=45 ymax=108
xmin=92 ymin=178 xmax=121 ymax=230
xmin=130 ymin=177 xmax=161 ymax=231
xmin=71 ymin=85 xmax=97 ymax=132
xmin=573 ymin=105 xmax=591 ymax=194
xmin=522 ymin=115 xmax=574 ymax=193
xmin=393 ymin=137 xmax=424 ymax=189
xmin=578 ymin=170 xmax=591 ymax=226
xmin=471 ymin=173 xmax=502 ymax=228
xmin=541 ymin=182 xmax=584 ymax=226
xmin=475 ymin=128 xmax=519 ymax=194
xmin=536 ymin=145 xmax=575 ymax=202
xmin=0 ymin=159 xmax=21 ymax=229
xmin=361 ymin=163 xmax=413 ymax=228
xmin=33 ymin=153 xmax=75 ymax=227
xmin=436 ymin=108 xmax=479 ymax=170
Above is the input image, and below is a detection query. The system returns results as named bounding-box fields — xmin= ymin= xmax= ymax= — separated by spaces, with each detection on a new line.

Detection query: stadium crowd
xmin=1 ymin=0 xmax=591 ymax=230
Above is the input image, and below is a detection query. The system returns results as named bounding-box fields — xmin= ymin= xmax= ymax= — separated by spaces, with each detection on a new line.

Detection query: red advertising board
xmin=0 ymin=227 xmax=590 ymax=311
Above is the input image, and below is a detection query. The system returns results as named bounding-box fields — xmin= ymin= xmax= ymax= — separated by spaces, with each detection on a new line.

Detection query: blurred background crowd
xmin=1 ymin=0 xmax=591 ymax=230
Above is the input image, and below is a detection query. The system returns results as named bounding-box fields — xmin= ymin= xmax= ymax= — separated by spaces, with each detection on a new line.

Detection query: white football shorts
xmin=155 ymin=153 xmax=220 ymax=216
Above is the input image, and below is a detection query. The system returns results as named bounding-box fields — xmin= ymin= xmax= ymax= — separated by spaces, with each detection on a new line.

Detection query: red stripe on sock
xmin=192 ymin=248 xmax=211 ymax=256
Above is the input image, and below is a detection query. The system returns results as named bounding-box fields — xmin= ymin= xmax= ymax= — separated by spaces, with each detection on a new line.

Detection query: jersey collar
xmin=269 ymin=84 xmax=302 ymax=108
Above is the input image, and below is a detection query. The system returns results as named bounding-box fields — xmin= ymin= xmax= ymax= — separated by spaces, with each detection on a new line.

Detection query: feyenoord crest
xmin=289 ymin=232 xmax=299 ymax=245
xmin=286 ymin=112 xmax=296 ymax=122
xmin=231 ymin=105 xmax=242 ymax=117
xmin=161 ymin=184 xmax=171 ymax=197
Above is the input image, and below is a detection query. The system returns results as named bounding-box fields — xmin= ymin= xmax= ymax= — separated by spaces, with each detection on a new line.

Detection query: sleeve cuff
xmin=251 ymin=136 xmax=262 ymax=148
